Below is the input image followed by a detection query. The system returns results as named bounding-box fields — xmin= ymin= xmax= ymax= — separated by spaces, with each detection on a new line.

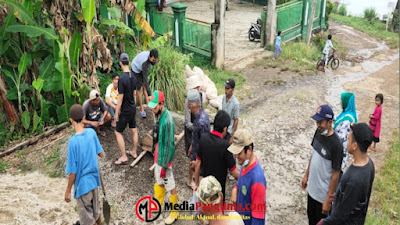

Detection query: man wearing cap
xmin=114 ymin=53 xmax=138 ymax=165
xmin=187 ymin=89 xmax=210 ymax=188
xmin=228 ymin=129 xmax=266 ymax=225
xmin=184 ymin=75 xmax=203 ymax=162
xmin=82 ymin=89 xmax=111 ymax=136
xmin=65 ymin=104 xmax=104 ymax=225
xmin=193 ymin=110 xmax=239 ymax=201
xmin=318 ymin=123 xmax=375 ymax=225
xmin=301 ymin=105 xmax=343 ymax=225
xmin=222 ymin=78 xmax=240 ymax=144
xmin=196 ymin=175 xmax=245 ymax=225
xmin=148 ymin=90 xmax=179 ymax=224
xmin=131 ymin=49 xmax=159 ymax=118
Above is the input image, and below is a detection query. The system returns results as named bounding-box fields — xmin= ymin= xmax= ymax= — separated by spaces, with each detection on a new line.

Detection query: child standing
xmin=65 ymin=104 xmax=105 ymax=225
xmin=322 ymin=34 xmax=336 ymax=71
xmin=369 ymin=94 xmax=383 ymax=151
xmin=272 ymin=31 xmax=283 ymax=61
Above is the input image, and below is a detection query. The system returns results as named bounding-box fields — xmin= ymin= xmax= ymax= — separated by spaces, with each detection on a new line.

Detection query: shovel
xmin=100 ymin=172 xmax=111 ymax=224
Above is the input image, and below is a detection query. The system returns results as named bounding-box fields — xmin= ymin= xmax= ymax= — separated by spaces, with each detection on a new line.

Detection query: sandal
xmin=114 ymin=159 xmax=128 ymax=165
xmin=140 ymin=111 xmax=146 ymax=118
xmin=128 ymin=151 xmax=138 ymax=159
xmin=99 ymin=130 xmax=106 ymax=137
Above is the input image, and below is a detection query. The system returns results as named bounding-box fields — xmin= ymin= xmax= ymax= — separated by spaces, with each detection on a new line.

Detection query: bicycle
xmin=317 ymin=50 xmax=340 ymax=71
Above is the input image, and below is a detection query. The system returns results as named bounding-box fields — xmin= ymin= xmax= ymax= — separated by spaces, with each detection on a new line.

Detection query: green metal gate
xmin=153 ymin=11 xmax=175 ymax=37
xmin=275 ymin=0 xmax=326 ymax=42
xmin=183 ymin=18 xmax=212 ymax=58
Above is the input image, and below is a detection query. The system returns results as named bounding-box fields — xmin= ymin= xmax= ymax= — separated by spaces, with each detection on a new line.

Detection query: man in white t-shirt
xmin=105 ymin=73 xmax=119 ymax=127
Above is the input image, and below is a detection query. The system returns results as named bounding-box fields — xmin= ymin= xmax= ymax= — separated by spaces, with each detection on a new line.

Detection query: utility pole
xmin=265 ymin=0 xmax=277 ymax=46
xmin=306 ymin=0 xmax=317 ymax=45
xmin=211 ymin=0 xmax=226 ymax=69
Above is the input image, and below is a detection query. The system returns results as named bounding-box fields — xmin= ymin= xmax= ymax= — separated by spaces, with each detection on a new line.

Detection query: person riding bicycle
xmin=322 ymin=34 xmax=336 ymax=71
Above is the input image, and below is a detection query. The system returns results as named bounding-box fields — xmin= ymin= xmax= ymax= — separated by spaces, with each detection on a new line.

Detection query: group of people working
xmin=63 ymin=47 xmax=383 ymax=225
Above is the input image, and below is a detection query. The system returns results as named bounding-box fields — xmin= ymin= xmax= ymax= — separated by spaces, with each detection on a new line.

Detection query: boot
xmin=154 ymin=183 xmax=165 ymax=210
xmin=164 ymin=194 xmax=178 ymax=224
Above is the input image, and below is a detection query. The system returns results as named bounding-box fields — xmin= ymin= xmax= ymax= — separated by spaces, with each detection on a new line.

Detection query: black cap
xmin=224 ymin=78 xmax=235 ymax=89
xmin=351 ymin=123 xmax=374 ymax=152
xmin=120 ymin=53 xmax=129 ymax=62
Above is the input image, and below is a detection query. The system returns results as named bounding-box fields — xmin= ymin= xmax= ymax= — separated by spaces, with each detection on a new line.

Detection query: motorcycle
xmin=248 ymin=18 xmax=262 ymax=41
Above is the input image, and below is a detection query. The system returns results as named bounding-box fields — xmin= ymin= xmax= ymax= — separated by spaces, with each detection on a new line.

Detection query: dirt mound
xmin=0 ymin=171 xmax=78 ymax=225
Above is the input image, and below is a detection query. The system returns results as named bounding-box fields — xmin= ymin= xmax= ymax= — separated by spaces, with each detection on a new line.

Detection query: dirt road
xmin=0 ymin=21 xmax=398 ymax=225
xmin=235 ymin=21 xmax=399 ymax=224
xmin=165 ymin=0 xmax=264 ymax=69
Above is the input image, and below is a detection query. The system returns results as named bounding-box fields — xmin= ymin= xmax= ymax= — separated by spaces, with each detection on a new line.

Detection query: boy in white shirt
xmin=105 ymin=73 xmax=119 ymax=127
xmin=322 ymin=34 xmax=336 ymax=71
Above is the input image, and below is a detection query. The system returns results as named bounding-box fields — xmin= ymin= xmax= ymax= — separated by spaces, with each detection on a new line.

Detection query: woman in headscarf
xmin=334 ymin=92 xmax=358 ymax=174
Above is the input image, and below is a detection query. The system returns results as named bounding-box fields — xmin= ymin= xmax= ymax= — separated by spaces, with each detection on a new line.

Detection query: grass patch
xmin=43 ymin=147 xmax=63 ymax=178
xmin=0 ymin=161 xmax=8 ymax=173
xmin=259 ymin=41 xmax=321 ymax=75
xmin=330 ymin=14 xmax=399 ymax=48
xmin=365 ymin=131 xmax=399 ymax=225
xmin=189 ymin=57 xmax=246 ymax=95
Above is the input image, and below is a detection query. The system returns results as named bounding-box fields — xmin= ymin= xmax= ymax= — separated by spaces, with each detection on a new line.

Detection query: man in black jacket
xmin=318 ymin=123 xmax=375 ymax=225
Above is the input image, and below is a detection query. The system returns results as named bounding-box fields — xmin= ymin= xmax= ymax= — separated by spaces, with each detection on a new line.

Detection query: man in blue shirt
xmin=228 ymin=129 xmax=266 ymax=225
xmin=187 ymin=89 xmax=210 ymax=187
xmin=65 ymin=104 xmax=105 ymax=225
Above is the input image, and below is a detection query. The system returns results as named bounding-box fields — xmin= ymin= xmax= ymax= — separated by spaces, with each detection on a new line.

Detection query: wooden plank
xmin=0 ymin=122 xmax=69 ymax=158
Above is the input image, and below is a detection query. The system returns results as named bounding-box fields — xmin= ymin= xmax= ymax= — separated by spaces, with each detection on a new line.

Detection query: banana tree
xmin=1 ymin=52 xmax=31 ymax=115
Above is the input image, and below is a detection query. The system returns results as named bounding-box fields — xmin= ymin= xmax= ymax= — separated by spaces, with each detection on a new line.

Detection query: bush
xmin=0 ymin=162 xmax=8 ymax=173
xmin=338 ymin=4 xmax=347 ymax=16
xmin=325 ymin=0 xmax=335 ymax=30
xmin=332 ymin=3 xmax=338 ymax=14
xmin=364 ymin=8 xmax=377 ymax=22
xmin=148 ymin=44 xmax=192 ymax=112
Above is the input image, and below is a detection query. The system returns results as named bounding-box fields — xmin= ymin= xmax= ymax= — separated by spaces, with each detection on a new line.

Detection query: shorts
xmin=373 ymin=136 xmax=380 ymax=143
xmin=108 ymin=106 xmax=115 ymax=119
xmin=190 ymin=150 xmax=196 ymax=161
xmin=77 ymin=188 xmax=100 ymax=225
xmin=116 ymin=111 xmax=136 ymax=133
xmin=87 ymin=115 xmax=103 ymax=130
xmin=154 ymin=164 xmax=176 ymax=191
xmin=134 ymin=72 xmax=151 ymax=95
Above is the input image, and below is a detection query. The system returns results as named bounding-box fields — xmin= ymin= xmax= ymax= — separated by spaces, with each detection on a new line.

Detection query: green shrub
xmin=0 ymin=162 xmax=8 ymax=173
xmin=338 ymin=4 xmax=347 ymax=16
xmin=283 ymin=41 xmax=320 ymax=62
xmin=312 ymin=33 xmax=326 ymax=51
xmin=325 ymin=0 xmax=335 ymax=30
xmin=332 ymin=3 xmax=338 ymax=14
xmin=364 ymin=8 xmax=377 ymax=22
xmin=148 ymin=44 xmax=192 ymax=112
